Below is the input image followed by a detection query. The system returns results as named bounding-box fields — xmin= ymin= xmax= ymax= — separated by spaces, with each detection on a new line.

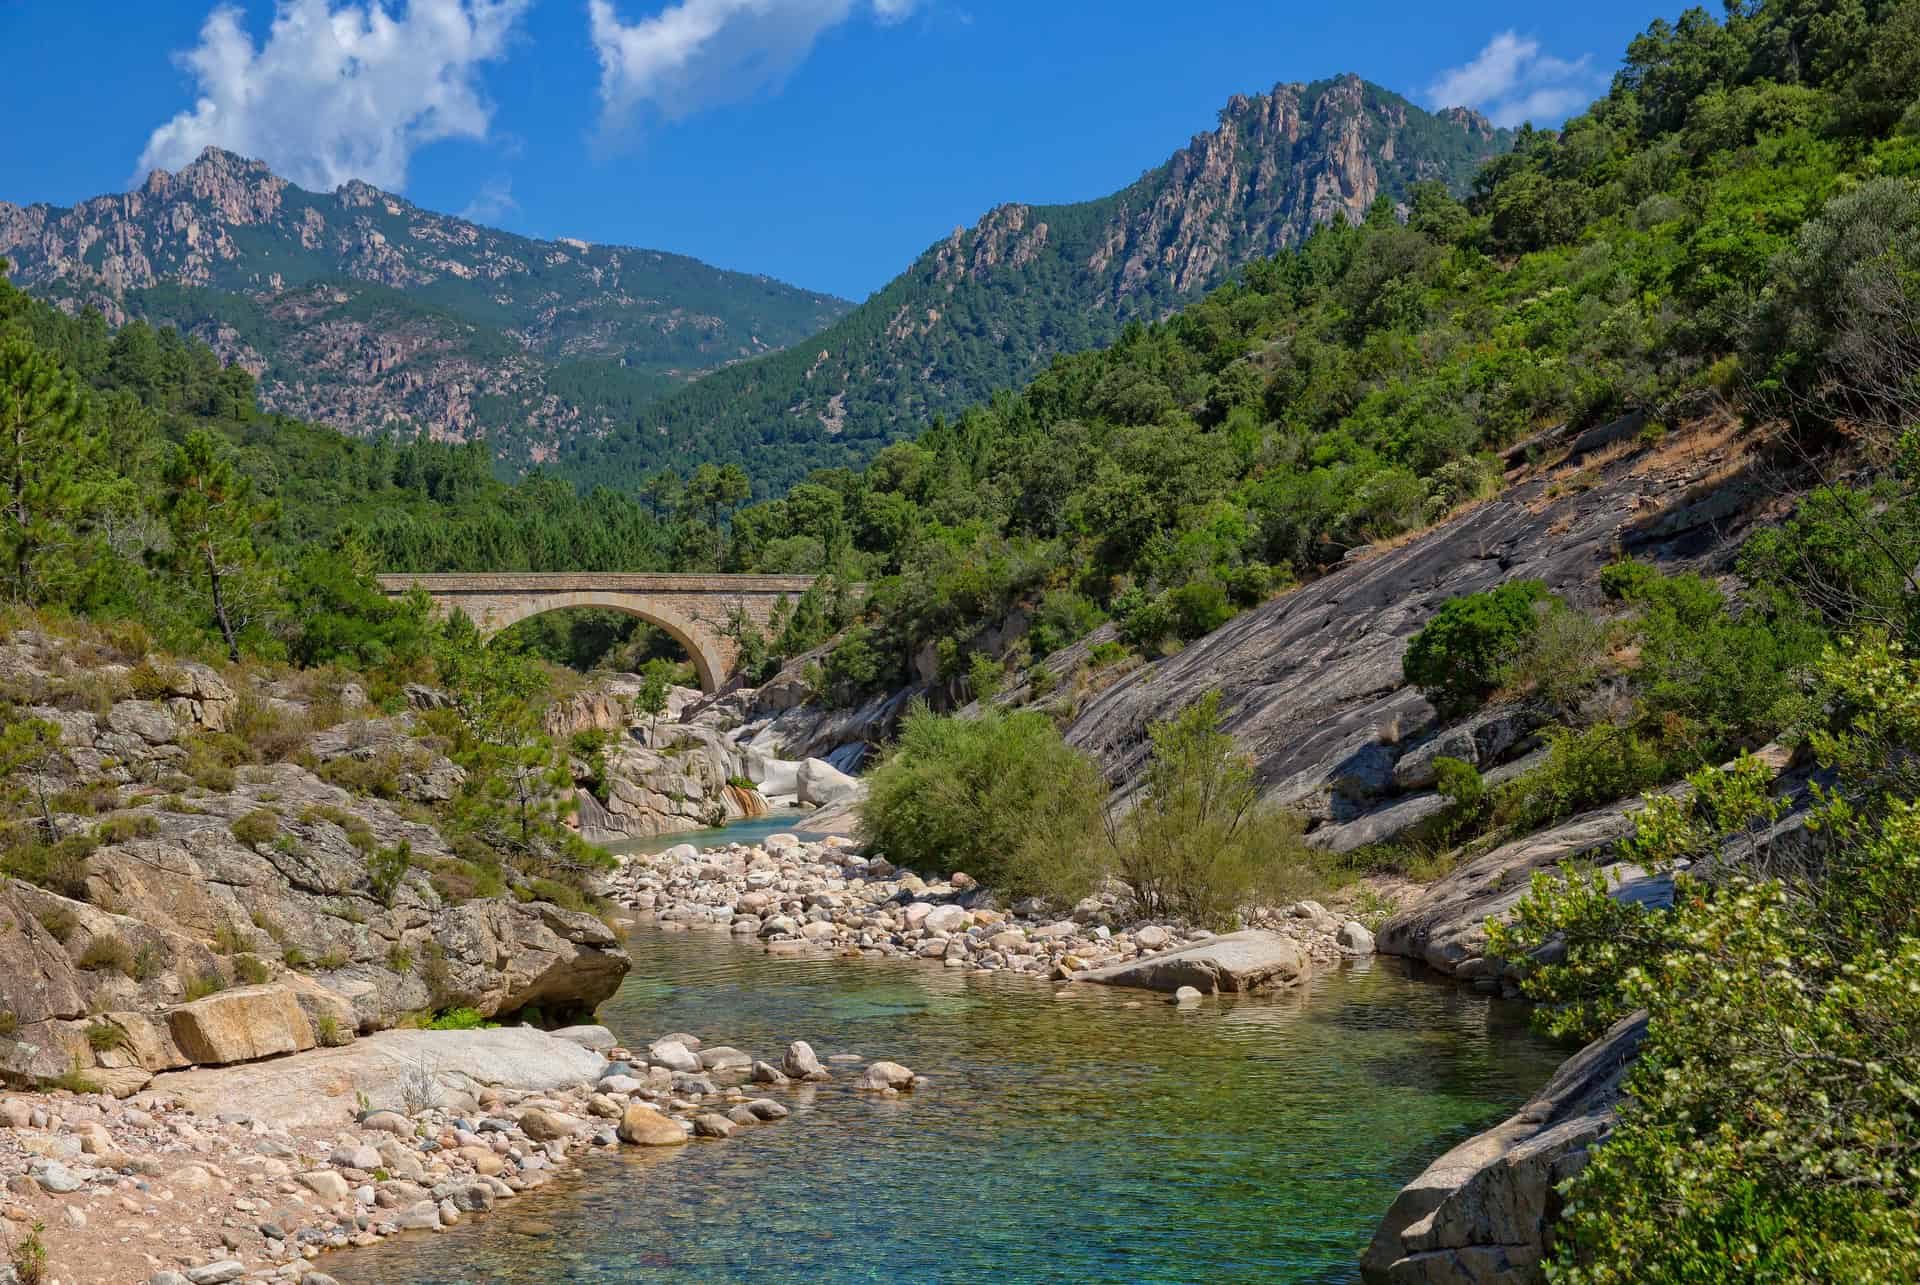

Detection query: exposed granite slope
xmin=1064 ymin=421 xmax=1777 ymax=821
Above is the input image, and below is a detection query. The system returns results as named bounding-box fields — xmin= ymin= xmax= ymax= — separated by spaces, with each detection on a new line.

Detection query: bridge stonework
xmin=376 ymin=573 xmax=819 ymax=693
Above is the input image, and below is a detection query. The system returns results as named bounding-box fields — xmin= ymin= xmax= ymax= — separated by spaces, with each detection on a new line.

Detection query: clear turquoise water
xmin=598 ymin=811 xmax=826 ymax=858
xmin=339 ymin=915 xmax=1564 ymax=1283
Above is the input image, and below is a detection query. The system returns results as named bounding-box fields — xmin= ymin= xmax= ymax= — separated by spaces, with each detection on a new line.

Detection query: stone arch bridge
xmin=377 ymin=573 xmax=821 ymax=693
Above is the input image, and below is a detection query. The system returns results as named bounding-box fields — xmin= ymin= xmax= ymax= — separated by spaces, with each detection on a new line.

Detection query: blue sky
xmin=0 ymin=1 xmax=1664 ymax=300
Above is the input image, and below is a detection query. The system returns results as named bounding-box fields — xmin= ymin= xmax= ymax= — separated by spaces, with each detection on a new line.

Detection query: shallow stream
xmin=341 ymin=819 xmax=1563 ymax=1283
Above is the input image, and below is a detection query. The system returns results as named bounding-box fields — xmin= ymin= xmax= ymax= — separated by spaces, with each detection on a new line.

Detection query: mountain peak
xmin=142 ymin=146 xmax=277 ymax=191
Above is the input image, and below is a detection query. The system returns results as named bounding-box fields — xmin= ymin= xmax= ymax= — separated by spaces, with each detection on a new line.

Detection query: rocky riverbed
xmin=0 ymin=1022 xmax=917 ymax=1285
xmin=606 ymin=832 xmax=1382 ymax=984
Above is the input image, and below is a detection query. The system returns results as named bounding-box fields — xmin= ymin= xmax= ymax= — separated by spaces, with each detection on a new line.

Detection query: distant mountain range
xmin=0 ymin=74 xmax=1507 ymax=488
xmin=560 ymin=75 xmax=1511 ymax=494
xmin=0 ymin=149 xmax=851 ymax=465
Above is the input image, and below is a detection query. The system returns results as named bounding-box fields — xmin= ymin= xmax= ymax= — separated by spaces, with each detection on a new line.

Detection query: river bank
xmin=605 ymin=829 xmax=1392 ymax=982
xmin=1 ymin=1012 xmax=919 ymax=1285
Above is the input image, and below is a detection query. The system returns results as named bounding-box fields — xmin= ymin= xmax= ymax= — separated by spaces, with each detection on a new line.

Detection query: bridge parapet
xmin=377 ymin=573 xmax=821 ymax=693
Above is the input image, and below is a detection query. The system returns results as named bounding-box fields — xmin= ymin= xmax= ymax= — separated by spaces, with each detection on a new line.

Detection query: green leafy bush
xmin=1028 ymin=590 xmax=1106 ymax=658
xmin=228 ymin=809 xmax=279 ymax=847
xmin=1489 ymin=636 xmax=1920 ymax=1282
xmin=1168 ymin=579 xmax=1234 ymax=641
xmin=1493 ymin=723 xmax=1670 ymax=833
xmin=1114 ymin=586 xmax=1172 ymax=650
xmin=84 ymin=1021 xmax=127 ymax=1052
xmin=861 ymin=704 xmax=1108 ymax=901
xmin=1502 ymin=600 xmax=1615 ymax=715
xmin=1108 ymin=691 xmax=1315 ymax=924
xmin=966 ymin=651 xmax=1006 ymax=702
xmin=1627 ymin=570 xmax=1822 ymax=757
xmin=1402 ymin=581 xmax=1554 ymax=716
xmin=425 ymin=1006 xmax=495 ymax=1031
xmin=2 ymin=833 xmax=95 ymax=899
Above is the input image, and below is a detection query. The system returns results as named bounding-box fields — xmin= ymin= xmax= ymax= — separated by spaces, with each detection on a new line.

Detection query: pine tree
xmin=0 ymin=337 xmax=101 ymax=603
xmin=161 ymin=430 xmax=276 ymax=661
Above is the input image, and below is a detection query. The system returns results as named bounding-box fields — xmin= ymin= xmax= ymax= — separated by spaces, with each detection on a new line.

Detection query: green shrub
xmin=861 ymin=703 xmax=1109 ymax=901
xmin=3 ymin=832 xmax=97 ymax=900
xmin=77 ymin=936 xmax=134 ymax=976
xmin=94 ymin=812 xmax=159 ymax=844
xmin=425 ymin=1006 xmax=495 ymax=1031
xmin=131 ymin=943 xmax=164 ymax=982
xmin=1108 ymin=691 xmax=1316 ymax=925
xmin=1087 ymin=641 xmax=1129 ymax=668
xmin=228 ymin=809 xmax=279 ymax=847
xmin=84 ymin=1021 xmax=126 ymax=1052
xmin=1628 ymin=570 xmax=1822 ymax=758
xmin=1426 ymin=755 xmax=1492 ymax=846
xmin=1168 ymin=579 xmax=1235 ymax=641
xmin=1488 ymin=636 xmax=1920 ymax=1282
xmin=234 ymin=954 xmax=272 ymax=985
xmin=228 ymin=691 xmax=307 ymax=763
xmin=1113 ymin=586 xmax=1173 ymax=650
xmin=9 ymin=1218 xmax=47 ymax=1285
xmin=520 ymin=876 xmax=589 ymax=913
xmin=1402 ymin=580 xmax=1554 ymax=716
xmin=1028 ymin=590 xmax=1106 ymax=658
xmin=319 ymin=749 xmax=418 ymax=800
xmin=420 ymin=943 xmax=453 ymax=1007
xmin=182 ymin=734 xmax=245 ymax=792
xmin=1599 ymin=558 xmax=1663 ymax=602
xmin=34 ymin=907 xmax=78 ymax=943
xmin=367 ymin=839 xmax=412 ymax=906
xmin=301 ymin=803 xmax=376 ymax=853
xmin=315 ymin=1013 xmax=343 ymax=1046
xmin=182 ymin=971 xmax=227 ymax=1001
xmin=966 ymin=651 xmax=1006 ymax=702
xmin=1502 ymin=601 xmax=1615 ymax=715
xmin=385 ymin=943 xmax=416 ymax=974
xmin=0 ymin=1010 xmax=17 ymax=1036
xmin=1494 ymin=723 xmax=1670 ymax=833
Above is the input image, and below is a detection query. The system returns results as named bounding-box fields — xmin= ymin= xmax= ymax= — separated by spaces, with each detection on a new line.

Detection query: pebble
xmin=604 ymin=838 xmax=1362 ymax=979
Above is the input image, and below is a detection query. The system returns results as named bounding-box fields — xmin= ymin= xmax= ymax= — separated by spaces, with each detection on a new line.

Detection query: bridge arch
xmin=377 ymin=573 xmax=822 ymax=694
xmin=475 ymin=592 xmax=727 ymax=693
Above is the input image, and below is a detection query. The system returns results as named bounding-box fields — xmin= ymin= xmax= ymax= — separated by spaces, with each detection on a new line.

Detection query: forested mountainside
xmin=715 ymin=0 xmax=1920 ymax=710
xmin=0 ymin=148 xmax=851 ymax=466
xmin=560 ymin=76 xmax=1509 ymax=495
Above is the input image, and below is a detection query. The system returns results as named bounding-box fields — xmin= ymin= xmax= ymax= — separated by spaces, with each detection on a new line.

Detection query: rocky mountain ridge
xmin=562 ymin=74 xmax=1512 ymax=494
xmin=0 ymin=148 xmax=851 ymax=463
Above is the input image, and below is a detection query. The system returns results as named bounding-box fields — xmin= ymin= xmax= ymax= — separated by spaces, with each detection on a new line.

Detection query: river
xmin=339 ymin=821 xmax=1562 ymax=1284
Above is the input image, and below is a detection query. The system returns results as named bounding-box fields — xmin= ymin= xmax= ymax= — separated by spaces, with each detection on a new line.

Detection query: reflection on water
xmin=340 ymin=925 xmax=1564 ymax=1284
xmin=597 ymin=811 xmax=826 ymax=859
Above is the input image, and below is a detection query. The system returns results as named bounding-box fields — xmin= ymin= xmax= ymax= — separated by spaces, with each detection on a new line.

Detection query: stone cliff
xmin=0 ymin=628 xmax=628 ymax=1097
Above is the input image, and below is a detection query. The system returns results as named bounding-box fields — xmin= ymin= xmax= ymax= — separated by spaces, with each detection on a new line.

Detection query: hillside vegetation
xmin=717 ymin=0 xmax=1920 ymax=707
xmin=0 ymin=148 xmax=851 ymax=465
xmin=561 ymin=77 xmax=1509 ymax=495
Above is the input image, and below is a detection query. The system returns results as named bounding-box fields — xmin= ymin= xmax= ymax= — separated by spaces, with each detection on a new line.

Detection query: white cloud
xmin=1426 ymin=31 xmax=1604 ymax=128
xmin=459 ymin=174 xmax=517 ymax=222
xmin=589 ymin=0 xmax=918 ymax=134
xmin=137 ymin=0 xmax=529 ymax=193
